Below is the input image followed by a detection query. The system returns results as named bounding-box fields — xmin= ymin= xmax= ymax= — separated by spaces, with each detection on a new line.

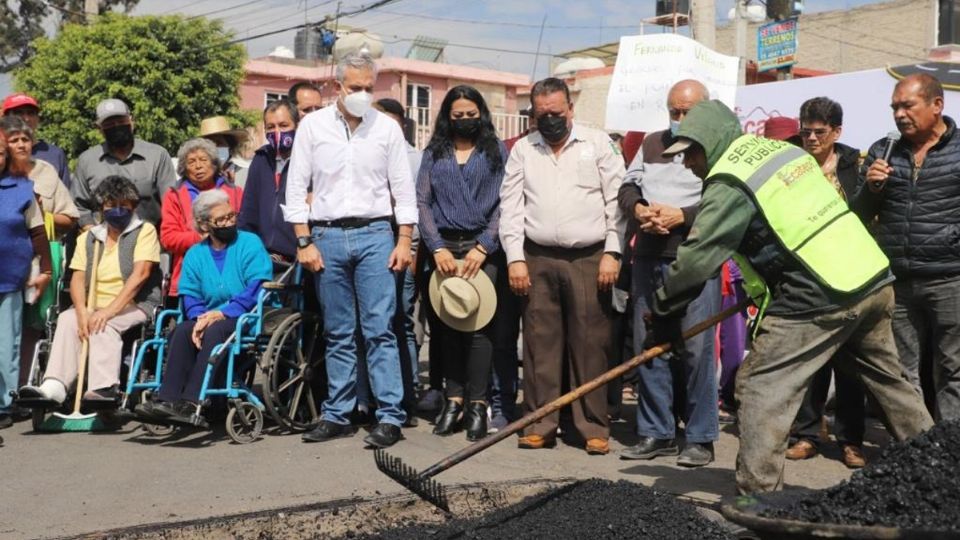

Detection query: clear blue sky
xmin=0 ymin=0 xmax=891 ymax=95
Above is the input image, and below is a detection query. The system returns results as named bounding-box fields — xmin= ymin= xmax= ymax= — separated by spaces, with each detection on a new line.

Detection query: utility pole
xmin=84 ymin=0 xmax=98 ymax=23
xmin=734 ymin=0 xmax=747 ymax=84
xmin=691 ymin=0 xmax=716 ymax=49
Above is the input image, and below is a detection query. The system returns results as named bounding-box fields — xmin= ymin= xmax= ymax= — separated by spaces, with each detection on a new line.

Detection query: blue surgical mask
xmin=670 ymin=120 xmax=682 ymax=137
xmin=103 ymin=207 xmax=133 ymax=232
xmin=216 ymin=146 xmax=230 ymax=165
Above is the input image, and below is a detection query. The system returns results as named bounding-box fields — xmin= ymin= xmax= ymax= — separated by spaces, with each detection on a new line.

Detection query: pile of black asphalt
xmin=351 ymin=478 xmax=735 ymax=539
xmin=762 ymin=419 xmax=960 ymax=532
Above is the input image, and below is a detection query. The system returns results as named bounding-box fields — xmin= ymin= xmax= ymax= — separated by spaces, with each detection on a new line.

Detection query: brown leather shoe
xmin=841 ymin=444 xmax=866 ymax=469
xmin=785 ymin=439 xmax=818 ymax=460
xmin=585 ymin=438 xmax=610 ymax=455
xmin=518 ymin=434 xmax=556 ymax=449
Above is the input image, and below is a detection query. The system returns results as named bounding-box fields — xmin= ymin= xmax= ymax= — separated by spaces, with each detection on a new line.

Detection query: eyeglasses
xmin=799 ymin=128 xmax=832 ymax=139
xmin=668 ymin=108 xmax=690 ymax=118
xmin=209 ymin=212 xmax=237 ymax=227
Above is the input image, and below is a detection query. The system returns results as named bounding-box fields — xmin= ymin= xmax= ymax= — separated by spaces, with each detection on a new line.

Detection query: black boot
xmin=464 ymin=402 xmax=488 ymax=442
xmin=432 ymin=399 xmax=463 ymax=436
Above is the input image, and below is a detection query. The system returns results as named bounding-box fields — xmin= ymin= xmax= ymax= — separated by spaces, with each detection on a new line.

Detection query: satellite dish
xmin=333 ymin=31 xmax=384 ymax=61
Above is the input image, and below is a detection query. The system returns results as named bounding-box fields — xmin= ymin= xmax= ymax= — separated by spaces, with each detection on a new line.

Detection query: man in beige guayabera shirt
xmin=499 ymin=77 xmax=626 ymax=456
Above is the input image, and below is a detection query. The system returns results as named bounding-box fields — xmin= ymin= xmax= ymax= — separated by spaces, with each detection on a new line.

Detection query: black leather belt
xmin=310 ymin=216 xmax=392 ymax=229
xmin=439 ymin=229 xmax=482 ymax=241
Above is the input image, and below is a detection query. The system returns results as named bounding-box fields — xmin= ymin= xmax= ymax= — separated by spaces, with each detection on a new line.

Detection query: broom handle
xmin=419 ymin=299 xmax=751 ymax=479
xmin=72 ymin=240 xmax=102 ymax=415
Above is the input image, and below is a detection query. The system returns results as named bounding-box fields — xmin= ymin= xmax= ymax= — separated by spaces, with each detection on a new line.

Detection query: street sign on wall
xmin=757 ymin=17 xmax=798 ymax=72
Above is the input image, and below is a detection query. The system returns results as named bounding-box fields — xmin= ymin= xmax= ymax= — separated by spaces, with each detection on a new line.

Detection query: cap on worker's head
xmin=763 ymin=116 xmax=800 ymax=141
xmin=2 ymin=93 xmax=39 ymax=114
xmin=663 ymin=137 xmax=694 ymax=157
xmin=95 ymin=98 xmax=131 ymax=125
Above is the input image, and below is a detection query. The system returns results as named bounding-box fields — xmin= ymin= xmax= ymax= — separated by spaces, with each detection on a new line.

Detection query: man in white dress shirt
xmin=283 ymin=52 xmax=416 ymax=449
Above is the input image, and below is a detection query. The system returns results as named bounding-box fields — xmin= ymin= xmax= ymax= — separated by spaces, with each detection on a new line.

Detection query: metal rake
xmin=373 ymin=300 xmax=749 ymax=513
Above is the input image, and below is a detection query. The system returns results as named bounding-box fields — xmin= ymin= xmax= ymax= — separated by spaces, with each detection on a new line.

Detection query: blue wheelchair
xmin=120 ymin=264 xmax=325 ymax=443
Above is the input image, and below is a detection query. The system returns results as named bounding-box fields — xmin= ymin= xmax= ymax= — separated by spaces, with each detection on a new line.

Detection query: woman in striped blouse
xmin=417 ymin=85 xmax=508 ymax=441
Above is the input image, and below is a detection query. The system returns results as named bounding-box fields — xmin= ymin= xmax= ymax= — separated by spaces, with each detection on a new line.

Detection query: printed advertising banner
xmin=735 ymin=63 xmax=960 ymax=151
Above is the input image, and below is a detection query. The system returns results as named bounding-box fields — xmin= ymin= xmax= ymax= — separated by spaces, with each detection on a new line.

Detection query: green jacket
xmin=652 ymin=100 xmax=892 ymax=318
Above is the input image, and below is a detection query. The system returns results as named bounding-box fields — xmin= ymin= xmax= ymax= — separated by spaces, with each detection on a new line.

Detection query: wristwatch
xmin=297 ymin=236 xmax=312 ymax=249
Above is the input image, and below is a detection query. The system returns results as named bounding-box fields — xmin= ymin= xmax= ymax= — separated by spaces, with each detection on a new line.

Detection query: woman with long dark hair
xmin=418 ymin=85 xmax=507 ymax=440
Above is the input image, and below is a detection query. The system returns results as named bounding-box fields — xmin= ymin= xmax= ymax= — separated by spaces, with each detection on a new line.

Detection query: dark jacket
xmin=238 ymin=144 xmax=296 ymax=259
xmin=834 ymin=142 xmax=860 ymax=199
xmin=850 ymin=116 xmax=960 ymax=279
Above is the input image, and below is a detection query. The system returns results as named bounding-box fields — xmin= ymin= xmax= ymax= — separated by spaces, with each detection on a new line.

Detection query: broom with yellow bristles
xmin=40 ymin=239 xmax=108 ymax=431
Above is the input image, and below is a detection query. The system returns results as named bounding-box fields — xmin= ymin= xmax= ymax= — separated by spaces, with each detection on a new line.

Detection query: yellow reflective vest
xmin=707 ymin=135 xmax=890 ymax=315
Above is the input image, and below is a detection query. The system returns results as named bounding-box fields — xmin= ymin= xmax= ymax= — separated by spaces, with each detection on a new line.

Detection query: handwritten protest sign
xmin=605 ymin=34 xmax=740 ymax=132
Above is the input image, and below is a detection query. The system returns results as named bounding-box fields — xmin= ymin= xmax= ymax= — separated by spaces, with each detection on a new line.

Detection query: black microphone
xmin=882 ymin=130 xmax=900 ymax=162
xmin=872 ymin=130 xmax=901 ymax=190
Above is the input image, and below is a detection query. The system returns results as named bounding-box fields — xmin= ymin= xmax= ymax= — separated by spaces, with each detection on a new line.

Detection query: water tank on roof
xmin=295 ymin=28 xmax=323 ymax=60
xmin=333 ymin=31 xmax=384 ymax=61
xmin=656 ymin=0 xmax=690 ymax=17
xmin=553 ymin=57 xmax=606 ymax=77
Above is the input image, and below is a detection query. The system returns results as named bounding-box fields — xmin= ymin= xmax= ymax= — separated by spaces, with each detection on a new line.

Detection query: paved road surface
xmin=0 ymin=404 xmax=887 ymax=539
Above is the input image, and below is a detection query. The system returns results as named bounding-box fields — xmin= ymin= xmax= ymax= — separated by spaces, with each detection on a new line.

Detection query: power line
xmin=186 ymin=0 xmax=266 ymax=21
xmin=160 ymin=0 xmax=221 ymax=15
xmin=224 ymin=0 xmax=404 ymax=46
xmin=229 ymin=0 xmax=338 ymax=32
xmin=368 ymin=9 xmax=639 ymax=30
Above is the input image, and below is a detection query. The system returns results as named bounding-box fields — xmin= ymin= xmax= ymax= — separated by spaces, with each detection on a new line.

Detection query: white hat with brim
xmin=428 ymin=260 xmax=497 ymax=333
xmin=199 ymin=116 xmax=248 ymax=142
xmin=662 ymin=137 xmax=694 ymax=157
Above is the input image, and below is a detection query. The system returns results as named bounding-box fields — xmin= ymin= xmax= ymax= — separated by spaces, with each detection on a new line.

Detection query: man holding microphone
xmin=851 ymin=73 xmax=960 ymax=422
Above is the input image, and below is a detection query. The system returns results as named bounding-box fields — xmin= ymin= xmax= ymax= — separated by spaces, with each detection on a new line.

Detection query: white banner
xmin=605 ymin=34 xmax=740 ymax=132
xmin=735 ymin=67 xmax=960 ymax=151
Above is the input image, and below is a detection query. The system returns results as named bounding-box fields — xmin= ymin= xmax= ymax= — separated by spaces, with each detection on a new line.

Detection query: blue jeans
xmin=312 ymin=221 xmax=405 ymax=426
xmin=396 ymin=266 xmax=419 ymax=404
xmin=0 ymin=291 xmax=23 ymax=414
xmin=632 ymin=258 xmax=720 ymax=443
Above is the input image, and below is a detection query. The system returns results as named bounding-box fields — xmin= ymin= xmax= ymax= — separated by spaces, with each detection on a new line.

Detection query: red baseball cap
xmin=2 ymin=93 xmax=39 ymax=114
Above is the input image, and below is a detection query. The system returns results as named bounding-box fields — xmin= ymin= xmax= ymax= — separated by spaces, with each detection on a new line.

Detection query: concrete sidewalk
xmin=0 ymin=404 xmax=887 ymax=539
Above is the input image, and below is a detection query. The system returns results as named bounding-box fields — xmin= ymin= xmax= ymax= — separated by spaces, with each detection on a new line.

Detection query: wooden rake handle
xmin=418 ymin=299 xmax=751 ymax=479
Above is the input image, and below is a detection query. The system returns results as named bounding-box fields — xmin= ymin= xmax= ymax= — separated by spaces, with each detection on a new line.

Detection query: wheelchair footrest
xmin=81 ymin=398 xmax=121 ymax=412
xmin=14 ymin=396 xmax=60 ymax=410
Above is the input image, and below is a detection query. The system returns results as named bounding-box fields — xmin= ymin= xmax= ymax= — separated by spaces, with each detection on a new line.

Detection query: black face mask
xmin=104 ymin=124 xmax=134 ymax=148
xmin=451 ymin=118 xmax=481 ymax=139
xmin=537 ymin=115 xmax=569 ymax=144
xmin=210 ymin=224 xmax=238 ymax=244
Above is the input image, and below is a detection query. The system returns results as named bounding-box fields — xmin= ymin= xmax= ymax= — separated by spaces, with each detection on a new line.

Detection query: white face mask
xmin=342 ymin=90 xmax=373 ymax=118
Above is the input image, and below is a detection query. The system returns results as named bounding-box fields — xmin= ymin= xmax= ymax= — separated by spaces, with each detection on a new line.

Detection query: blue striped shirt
xmin=417 ymin=141 xmax=507 ymax=254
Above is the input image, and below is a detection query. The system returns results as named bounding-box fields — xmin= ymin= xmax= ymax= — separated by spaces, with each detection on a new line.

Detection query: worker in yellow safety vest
xmin=645 ymin=99 xmax=933 ymax=495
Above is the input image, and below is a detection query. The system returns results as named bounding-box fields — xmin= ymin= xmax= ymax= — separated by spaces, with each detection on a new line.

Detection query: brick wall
xmin=714 ymin=0 xmax=937 ymax=72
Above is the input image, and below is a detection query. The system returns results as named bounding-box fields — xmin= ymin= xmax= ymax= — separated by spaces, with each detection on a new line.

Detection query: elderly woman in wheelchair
xmin=135 ymin=189 xmax=272 ymax=426
xmin=18 ymin=176 xmax=161 ymax=406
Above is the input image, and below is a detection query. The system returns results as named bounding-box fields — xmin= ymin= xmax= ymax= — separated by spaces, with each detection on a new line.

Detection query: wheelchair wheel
xmin=226 ymin=401 xmax=263 ymax=444
xmin=139 ymin=391 xmax=174 ymax=437
xmin=263 ymin=312 xmax=323 ymax=431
